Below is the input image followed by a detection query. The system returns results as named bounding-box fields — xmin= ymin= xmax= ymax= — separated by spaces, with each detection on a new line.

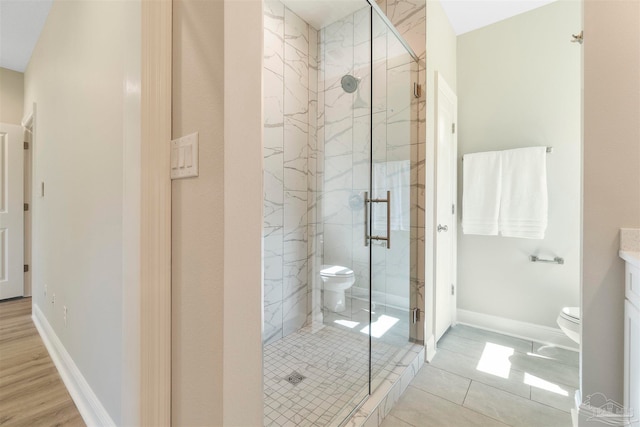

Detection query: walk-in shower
xmin=263 ymin=0 xmax=424 ymax=425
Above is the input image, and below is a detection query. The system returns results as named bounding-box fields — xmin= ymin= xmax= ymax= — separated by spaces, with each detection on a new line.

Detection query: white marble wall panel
xmin=284 ymin=190 xmax=308 ymax=262
xmin=283 ymin=117 xmax=308 ymax=191
xmin=264 ymin=230 xmax=284 ymax=307
xmin=283 ymin=188 xmax=308 ymax=334
xmin=371 ymin=244 xmax=388 ymax=307
xmin=324 ymin=223 xmax=353 ymax=267
xmin=264 ymin=0 xmax=285 ymax=74
xmin=386 ymin=64 xmax=413 ymax=162
xmin=385 ymin=231 xmax=411 ymax=300
xmin=284 ymin=44 xmax=309 ymax=120
xmin=282 ymin=283 xmax=308 ymax=336
xmin=264 ymin=301 xmax=283 ymax=344
xmin=264 ymin=0 xmax=286 ymax=345
xmin=324 ymin=111 xmax=355 ymax=157
xmin=264 ymin=128 xmax=284 ymax=230
xmin=385 ymin=0 xmax=426 ymax=59
xmin=323 ymin=17 xmax=355 ymax=86
xmin=284 ymin=7 xmax=309 ymax=55
xmin=264 ymin=0 xmax=285 ymax=233
xmin=353 ymin=115 xmax=371 ymax=191
xmin=263 ymin=1 xmax=321 ymax=343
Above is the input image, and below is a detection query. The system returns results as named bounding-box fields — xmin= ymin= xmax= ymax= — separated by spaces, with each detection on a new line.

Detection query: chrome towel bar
xmin=530 ymin=255 xmax=564 ymax=265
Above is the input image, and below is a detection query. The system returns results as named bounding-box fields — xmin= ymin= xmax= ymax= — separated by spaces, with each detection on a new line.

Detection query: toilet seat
xmin=560 ymin=306 xmax=580 ymax=324
xmin=320 ymin=265 xmax=354 ymax=277
xmin=557 ymin=306 xmax=580 ymax=345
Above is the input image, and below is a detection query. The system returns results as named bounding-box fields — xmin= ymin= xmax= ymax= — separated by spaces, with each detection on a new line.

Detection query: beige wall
xmin=0 ymin=67 xmax=24 ymax=124
xmin=582 ymin=0 xmax=640 ymax=405
xmin=172 ymin=0 xmax=264 ymax=425
xmin=456 ymin=1 xmax=582 ymax=328
xmin=222 ymin=1 xmax=264 ymax=423
xmin=23 ymin=0 xmax=141 ymax=423
xmin=425 ymin=0 xmax=457 ymax=349
xmin=171 ymin=0 xmax=224 ymax=424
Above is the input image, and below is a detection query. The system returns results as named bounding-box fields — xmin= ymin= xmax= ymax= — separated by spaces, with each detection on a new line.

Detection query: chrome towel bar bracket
xmin=530 ymin=255 xmax=564 ymax=265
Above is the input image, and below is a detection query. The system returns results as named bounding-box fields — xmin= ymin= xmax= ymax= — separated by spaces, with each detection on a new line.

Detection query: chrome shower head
xmin=341 ymin=74 xmax=359 ymax=93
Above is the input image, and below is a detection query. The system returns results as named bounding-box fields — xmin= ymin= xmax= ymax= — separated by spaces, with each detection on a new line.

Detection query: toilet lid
xmin=560 ymin=307 xmax=580 ymax=323
xmin=320 ymin=265 xmax=354 ymax=277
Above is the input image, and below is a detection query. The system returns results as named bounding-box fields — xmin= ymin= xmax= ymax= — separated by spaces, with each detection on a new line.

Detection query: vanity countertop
xmin=620 ymin=250 xmax=640 ymax=268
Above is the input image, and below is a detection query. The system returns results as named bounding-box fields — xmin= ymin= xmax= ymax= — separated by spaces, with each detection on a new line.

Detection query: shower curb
xmin=341 ymin=344 xmax=425 ymax=427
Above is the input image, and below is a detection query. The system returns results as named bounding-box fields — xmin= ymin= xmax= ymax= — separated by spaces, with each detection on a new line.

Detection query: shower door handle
xmin=366 ymin=191 xmax=391 ymax=250
xmin=364 ymin=192 xmax=369 ymax=247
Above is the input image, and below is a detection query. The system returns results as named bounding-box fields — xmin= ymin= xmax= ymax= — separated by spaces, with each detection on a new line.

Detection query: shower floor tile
xmin=264 ymin=324 xmax=405 ymax=426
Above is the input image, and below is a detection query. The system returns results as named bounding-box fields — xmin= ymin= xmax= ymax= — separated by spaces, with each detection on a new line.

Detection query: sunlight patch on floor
xmin=476 ymin=342 xmax=514 ymax=379
xmin=334 ymin=319 xmax=359 ymax=328
xmin=524 ymin=373 xmax=569 ymax=396
xmin=360 ymin=315 xmax=399 ymax=338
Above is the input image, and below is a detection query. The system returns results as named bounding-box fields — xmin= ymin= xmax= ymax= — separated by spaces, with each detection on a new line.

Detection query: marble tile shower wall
xmin=319 ymin=7 xmax=372 ymax=311
xmin=263 ymin=0 xmax=320 ymax=344
xmin=263 ymin=0 xmax=426 ymax=346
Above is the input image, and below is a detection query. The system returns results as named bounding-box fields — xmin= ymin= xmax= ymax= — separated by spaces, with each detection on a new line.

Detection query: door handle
xmin=365 ymin=191 xmax=391 ymax=249
xmin=437 ymin=224 xmax=448 ymax=232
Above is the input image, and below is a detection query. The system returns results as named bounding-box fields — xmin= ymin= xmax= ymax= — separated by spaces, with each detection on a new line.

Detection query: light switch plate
xmin=170 ymin=132 xmax=199 ymax=179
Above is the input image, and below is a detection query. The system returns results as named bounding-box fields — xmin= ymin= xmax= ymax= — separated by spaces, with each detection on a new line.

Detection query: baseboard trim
xmin=457 ymin=309 xmax=579 ymax=351
xmin=425 ymin=334 xmax=437 ymax=362
xmin=32 ymin=304 xmax=116 ymax=426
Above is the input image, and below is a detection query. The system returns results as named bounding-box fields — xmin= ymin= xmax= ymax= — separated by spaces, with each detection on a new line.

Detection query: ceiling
xmin=440 ymin=0 xmax=558 ymax=35
xmin=0 ymin=0 xmax=53 ymax=72
xmin=0 ymin=0 xmax=558 ymax=74
xmin=281 ymin=0 xmax=367 ymax=30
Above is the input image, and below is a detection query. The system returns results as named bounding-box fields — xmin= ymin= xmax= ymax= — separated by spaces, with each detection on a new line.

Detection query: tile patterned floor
xmin=264 ymin=323 xmax=406 ymax=426
xmin=381 ymin=325 xmax=578 ymax=427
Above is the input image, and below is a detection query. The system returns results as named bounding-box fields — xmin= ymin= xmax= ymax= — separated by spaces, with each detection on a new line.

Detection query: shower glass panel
xmin=262 ymin=0 xmax=419 ymax=425
xmin=368 ymin=8 xmax=418 ymax=394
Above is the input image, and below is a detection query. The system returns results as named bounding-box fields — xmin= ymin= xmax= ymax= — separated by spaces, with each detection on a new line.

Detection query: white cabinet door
xmin=625 ymin=299 xmax=640 ymax=427
xmin=0 ymin=124 xmax=24 ymax=300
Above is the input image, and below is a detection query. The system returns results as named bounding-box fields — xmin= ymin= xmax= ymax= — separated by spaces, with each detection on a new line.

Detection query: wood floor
xmin=0 ymin=297 xmax=84 ymax=426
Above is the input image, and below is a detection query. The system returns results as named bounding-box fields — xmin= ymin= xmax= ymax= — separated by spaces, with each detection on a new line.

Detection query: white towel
xmin=373 ymin=160 xmax=410 ymax=231
xmin=462 ymin=151 xmax=502 ymax=235
xmin=499 ymin=147 xmax=548 ymax=239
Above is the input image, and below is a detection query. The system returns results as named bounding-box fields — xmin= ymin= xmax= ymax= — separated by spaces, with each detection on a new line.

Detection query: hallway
xmin=0 ymin=297 xmax=83 ymax=426
xmin=381 ymin=325 xmax=576 ymax=426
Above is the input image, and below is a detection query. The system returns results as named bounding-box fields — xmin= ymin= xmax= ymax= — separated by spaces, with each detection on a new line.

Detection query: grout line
xmin=462 ymin=379 xmax=472 ymax=405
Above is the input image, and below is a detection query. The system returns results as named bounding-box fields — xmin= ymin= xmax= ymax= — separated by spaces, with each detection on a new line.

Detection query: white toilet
xmin=557 ymin=306 xmax=580 ymax=344
xmin=320 ymin=265 xmax=355 ymax=313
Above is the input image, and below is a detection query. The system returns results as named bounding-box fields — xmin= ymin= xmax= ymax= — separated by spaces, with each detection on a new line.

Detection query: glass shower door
xmin=317 ymin=2 xmax=373 ymax=422
xmin=367 ymin=6 xmax=419 ymax=393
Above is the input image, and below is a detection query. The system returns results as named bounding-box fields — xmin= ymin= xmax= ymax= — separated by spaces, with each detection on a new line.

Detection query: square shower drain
xmin=285 ymin=371 xmax=306 ymax=385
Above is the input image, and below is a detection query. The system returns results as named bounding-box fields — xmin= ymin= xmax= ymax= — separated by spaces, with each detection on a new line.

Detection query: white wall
xmin=23 ymin=0 xmax=141 ymax=423
xmin=456 ymin=1 xmax=582 ymax=328
xmin=0 ymin=67 xmax=24 ymax=124
xmin=582 ymin=0 xmax=640 ymax=406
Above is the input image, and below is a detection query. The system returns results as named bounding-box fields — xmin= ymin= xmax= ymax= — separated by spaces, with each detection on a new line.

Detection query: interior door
xmin=434 ymin=74 xmax=457 ymax=342
xmin=0 ymin=124 xmax=24 ymax=300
